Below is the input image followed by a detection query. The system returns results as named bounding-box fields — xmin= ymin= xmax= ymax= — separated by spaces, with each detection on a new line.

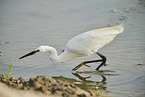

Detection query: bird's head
xmin=19 ymin=46 xmax=54 ymax=59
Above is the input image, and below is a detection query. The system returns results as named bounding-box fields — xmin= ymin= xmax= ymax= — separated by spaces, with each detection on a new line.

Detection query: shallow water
xmin=0 ymin=0 xmax=145 ymax=96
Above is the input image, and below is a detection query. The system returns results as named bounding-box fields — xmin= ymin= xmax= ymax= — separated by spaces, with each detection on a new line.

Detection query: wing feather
xmin=66 ymin=25 xmax=123 ymax=55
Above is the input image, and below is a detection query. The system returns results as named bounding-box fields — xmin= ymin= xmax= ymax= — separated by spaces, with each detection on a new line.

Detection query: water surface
xmin=0 ymin=0 xmax=145 ymax=96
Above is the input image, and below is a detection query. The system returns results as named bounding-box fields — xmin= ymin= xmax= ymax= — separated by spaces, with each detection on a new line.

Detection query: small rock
xmin=56 ymin=80 xmax=60 ymax=83
xmin=43 ymin=90 xmax=51 ymax=95
xmin=11 ymin=83 xmax=17 ymax=88
xmin=64 ymin=84 xmax=68 ymax=87
xmin=49 ymin=80 xmax=51 ymax=83
xmin=62 ymin=92 xmax=69 ymax=97
xmin=17 ymin=83 xmax=23 ymax=89
xmin=1 ymin=78 xmax=6 ymax=82
xmin=51 ymin=79 xmax=57 ymax=84
xmin=137 ymin=63 xmax=144 ymax=65
xmin=51 ymin=83 xmax=57 ymax=86
xmin=36 ymin=77 xmax=43 ymax=84
xmin=33 ymin=81 xmax=42 ymax=88
xmin=9 ymin=77 xmax=16 ymax=81
xmin=16 ymin=80 xmax=21 ymax=84
xmin=18 ymin=77 xmax=24 ymax=81
xmin=21 ymin=86 xmax=28 ymax=90
xmin=29 ymin=78 xmax=35 ymax=82
xmin=56 ymin=86 xmax=62 ymax=91
xmin=42 ymin=75 xmax=47 ymax=81
xmin=9 ymin=77 xmax=13 ymax=81
xmin=77 ymin=94 xmax=86 ymax=97
xmin=18 ymin=77 xmax=26 ymax=83
xmin=7 ymin=81 xmax=13 ymax=86
xmin=23 ymin=81 xmax=28 ymax=87
xmin=69 ymin=84 xmax=76 ymax=88
xmin=40 ymin=86 xmax=46 ymax=91
xmin=51 ymin=87 xmax=56 ymax=94
xmin=65 ymin=89 xmax=75 ymax=95
xmin=55 ymin=91 xmax=62 ymax=96
xmin=61 ymin=86 xmax=68 ymax=91
xmin=110 ymin=9 xmax=118 ymax=12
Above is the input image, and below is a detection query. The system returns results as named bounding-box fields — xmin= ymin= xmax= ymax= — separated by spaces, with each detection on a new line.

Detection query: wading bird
xmin=19 ymin=24 xmax=124 ymax=71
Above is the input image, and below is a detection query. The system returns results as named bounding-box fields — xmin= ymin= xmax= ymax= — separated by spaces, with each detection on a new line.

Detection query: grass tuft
xmin=3 ymin=63 xmax=13 ymax=83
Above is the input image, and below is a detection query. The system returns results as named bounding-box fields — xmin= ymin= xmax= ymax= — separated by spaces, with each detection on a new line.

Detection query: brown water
xmin=0 ymin=0 xmax=145 ymax=96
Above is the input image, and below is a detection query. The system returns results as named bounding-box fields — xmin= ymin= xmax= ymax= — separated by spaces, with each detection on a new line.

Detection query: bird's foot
xmin=72 ymin=62 xmax=91 ymax=71
xmin=104 ymin=62 xmax=109 ymax=66
xmin=72 ymin=62 xmax=84 ymax=71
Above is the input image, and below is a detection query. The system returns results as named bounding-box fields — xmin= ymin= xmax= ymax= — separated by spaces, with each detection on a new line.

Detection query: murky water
xmin=0 ymin=0 xmax=145 ymax=96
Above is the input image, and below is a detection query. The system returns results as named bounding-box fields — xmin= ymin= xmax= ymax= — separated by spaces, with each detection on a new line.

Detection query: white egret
xmin=19 ymin=24 xmax=124 ymax=71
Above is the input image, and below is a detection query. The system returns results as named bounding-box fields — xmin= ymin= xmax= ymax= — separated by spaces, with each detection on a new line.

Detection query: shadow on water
xmin=52 ymin=70 xmax=119 ymax=96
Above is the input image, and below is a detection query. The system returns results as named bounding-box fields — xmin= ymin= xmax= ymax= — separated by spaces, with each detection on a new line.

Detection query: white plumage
xmin=19 ymin=24 xmax=124 ymax=70
xmin=66 ymin=25 xmax=123 ymax=56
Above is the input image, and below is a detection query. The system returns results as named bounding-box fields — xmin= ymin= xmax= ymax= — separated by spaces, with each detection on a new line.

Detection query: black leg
xmin=72 ymin=52 xmax=107 ymax=71
xmin=95 ymin=52 xmax=107 ymax=70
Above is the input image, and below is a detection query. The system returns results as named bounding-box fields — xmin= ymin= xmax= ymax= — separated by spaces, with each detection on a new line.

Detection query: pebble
xmin=137 ymin=63 xmax=144 ymax=65
xmin=1 ymin=78 xmax=6 ymax=82
xmin=18 ymin=77 xmax=24 ymax=81
xmin=33 ymin=81 xmax=42 ymax=88
xmin=43 ymin=90 xmax=51 ymax=95
xmin=77 ymin=94 xmax=86 ymax=97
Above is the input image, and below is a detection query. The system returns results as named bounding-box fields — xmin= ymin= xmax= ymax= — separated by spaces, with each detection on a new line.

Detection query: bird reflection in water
xmin=52 ymin=70 xmax=118 ymax=96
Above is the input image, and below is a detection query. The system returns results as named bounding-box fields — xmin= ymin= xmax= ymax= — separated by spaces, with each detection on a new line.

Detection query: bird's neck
xmin=48 ymin=48 xmax=59 ymax=62
xmin=49 ymin=48 xmax=67 ymax=62
xmin=49 ymin=48 xmax=78 ymax=63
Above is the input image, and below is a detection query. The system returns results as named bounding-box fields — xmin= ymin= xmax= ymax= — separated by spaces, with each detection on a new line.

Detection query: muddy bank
xmin=0 ymin=75 xmax=91 ymax=97
xmin=0 ymin=82 xmax=50 ymax=97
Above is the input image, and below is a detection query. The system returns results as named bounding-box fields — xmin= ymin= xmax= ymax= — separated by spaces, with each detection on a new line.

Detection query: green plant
xmin=3 ymin=63 xmax=13 ymax=83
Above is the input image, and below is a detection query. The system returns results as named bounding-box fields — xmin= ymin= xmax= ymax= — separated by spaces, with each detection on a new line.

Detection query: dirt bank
xmin=0 ymin=75 xmax=91 ymax=97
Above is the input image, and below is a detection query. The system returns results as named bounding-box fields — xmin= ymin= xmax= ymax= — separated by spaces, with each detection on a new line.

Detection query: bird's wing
xmin=66 ymin=25 xmax=124 ymax=55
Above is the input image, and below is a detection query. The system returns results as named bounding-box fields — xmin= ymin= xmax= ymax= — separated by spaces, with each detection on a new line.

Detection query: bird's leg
xmin=72 ymin=52 xmax=107 ymax=71
xmin=95 ymin=52 xmax=107 ymax=70
xmin=72 ymin=62 xmax=91 ymax=71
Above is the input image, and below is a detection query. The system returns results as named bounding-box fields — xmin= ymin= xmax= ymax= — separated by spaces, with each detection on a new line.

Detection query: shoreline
xmin=0 ymin=75 xmax=92 ymax=97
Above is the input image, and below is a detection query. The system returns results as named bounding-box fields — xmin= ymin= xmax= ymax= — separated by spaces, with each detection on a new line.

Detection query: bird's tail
xmin=113 ymin=22 xmax=124 ymax=33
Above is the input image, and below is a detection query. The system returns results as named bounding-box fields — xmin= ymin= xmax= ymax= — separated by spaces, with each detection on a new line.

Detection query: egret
xmin=19 ymin=24 xmax=124 ymax=71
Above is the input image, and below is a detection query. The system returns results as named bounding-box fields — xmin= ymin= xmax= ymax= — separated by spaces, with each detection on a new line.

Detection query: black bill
xmin=19 ymin=50 xmax=40 ymax=59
